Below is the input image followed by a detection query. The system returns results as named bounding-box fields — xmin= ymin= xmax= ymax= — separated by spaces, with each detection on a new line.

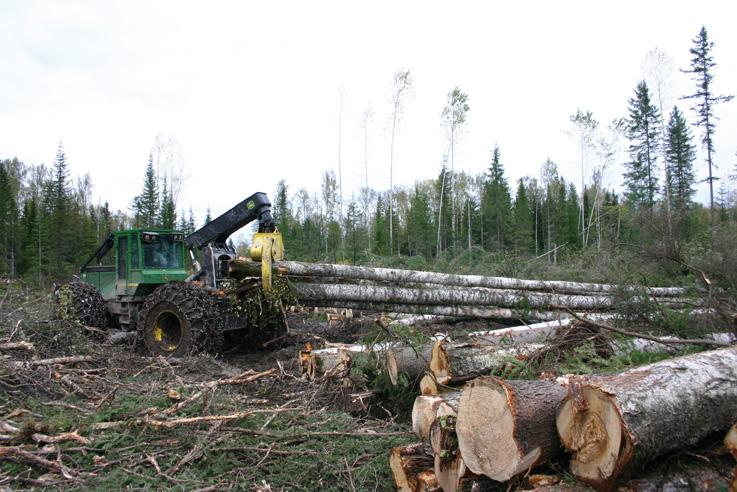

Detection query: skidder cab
xmin=61 ymin=192 xmax=285 ymax=356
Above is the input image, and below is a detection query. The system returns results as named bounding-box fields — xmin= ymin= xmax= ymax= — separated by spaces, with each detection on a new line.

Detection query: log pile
xmin=273 ymin=261 xmax=734 ymax=490
xmin=390 ymin=338 xmax=737 ymax=490
xmin=231 ymin=259 xmax=691 ymax=321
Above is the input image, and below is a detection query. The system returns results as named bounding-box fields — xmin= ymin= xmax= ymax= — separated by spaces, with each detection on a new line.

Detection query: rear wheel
xmin=138 ymin=282 xmax=218 ymax=357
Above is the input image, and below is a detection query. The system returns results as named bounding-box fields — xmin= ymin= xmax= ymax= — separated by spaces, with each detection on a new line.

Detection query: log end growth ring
xmin=556 ymin=386 xmax=629 ymax=486
xmin=457 ymin=379 xmax=540 ymax=481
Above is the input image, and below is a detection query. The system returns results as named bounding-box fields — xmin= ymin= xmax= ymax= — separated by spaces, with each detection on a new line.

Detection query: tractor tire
xmin=55 ymin=281 xmax=108 ymax=329
xmin=138 ymin=282 xmax=219 ymax=357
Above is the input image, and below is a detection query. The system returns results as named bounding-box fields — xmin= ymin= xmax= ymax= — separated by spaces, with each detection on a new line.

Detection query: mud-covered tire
xmin=55 ymin=282 xmax=108 ymax=328
xmin=138 ymin=282 xmax=219 ymax=357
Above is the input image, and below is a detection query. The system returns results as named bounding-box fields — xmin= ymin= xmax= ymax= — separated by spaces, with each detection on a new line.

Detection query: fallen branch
xmin=0 ymin=445 xmax=72 ymax=476
xmin=556 ymin=307 xmax=731 ymax=347
xmin=0 ymin=341 xmax=35 ymax=351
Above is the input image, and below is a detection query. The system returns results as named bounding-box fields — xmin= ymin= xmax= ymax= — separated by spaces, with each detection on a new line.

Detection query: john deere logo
xmin=247 ymin=201 xmax=255 ymax=210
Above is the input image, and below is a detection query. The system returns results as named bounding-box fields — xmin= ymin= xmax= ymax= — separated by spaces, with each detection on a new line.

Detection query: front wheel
xmin=138 ymin=283 xmax=217 ymax=357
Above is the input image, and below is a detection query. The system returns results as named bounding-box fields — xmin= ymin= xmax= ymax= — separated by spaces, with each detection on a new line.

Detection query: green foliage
xmin=681 ymin=25 xmax=734 ymax=213
xmin=624 ymin=80 xmax=660 ymax=208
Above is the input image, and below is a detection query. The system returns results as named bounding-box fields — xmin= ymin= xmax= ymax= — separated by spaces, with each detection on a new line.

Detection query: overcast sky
xmin=1 ymin=0 xmax=735 ymax=225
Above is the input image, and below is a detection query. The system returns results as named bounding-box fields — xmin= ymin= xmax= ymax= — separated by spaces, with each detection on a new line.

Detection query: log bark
xmin=386 ymin=343 xmax=434 ymax=386
xmin=467 ymin=319 xmax=571 ymax=343
xmin=232 ymin=259 xmax=685 ymax=297
xmin=430 ymin=341 xmax=543 ymax=385
xmin=456 ymin=377 xmax=567 ymax=482
xmin=305 ymin=300 xmax=574 ymax=321
xmin=389 ymin=443 xmax=435 ymax=492
xmin=412 ymin=393 xmax=461 ymax=442
xmin=292 ymin=283 xmax=689 ymax=311
xmin=556 ymin=345 xmax=737 ymax=489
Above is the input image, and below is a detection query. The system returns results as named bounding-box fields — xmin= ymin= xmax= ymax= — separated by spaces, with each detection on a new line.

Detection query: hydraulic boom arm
xmin=185 ymin=192 xmax=275 ymax=250
xmin=185 ymin=192 xmax=282 ymax=290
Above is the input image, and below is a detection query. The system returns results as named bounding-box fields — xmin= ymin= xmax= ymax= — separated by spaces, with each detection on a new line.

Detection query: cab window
xmin=143 ymin=235 xmax=182 ymax=269
xmin=130 ymin=234 xmax=140 ymax=269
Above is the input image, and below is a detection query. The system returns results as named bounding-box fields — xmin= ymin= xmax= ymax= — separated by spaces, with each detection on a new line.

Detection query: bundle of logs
xmin=299 ymin=319 xmax=737 ymax=491
xmin=229 ymin=259 xmax=693 ymax=321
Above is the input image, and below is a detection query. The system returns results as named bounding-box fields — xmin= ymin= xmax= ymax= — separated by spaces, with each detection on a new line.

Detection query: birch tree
xmin=568 ymin=109 xmax=598 ymax=247
xmin=388 ymin=69 xmax=412 ymax=256
xmin=439 ymin=87 xmax=469 ymax=253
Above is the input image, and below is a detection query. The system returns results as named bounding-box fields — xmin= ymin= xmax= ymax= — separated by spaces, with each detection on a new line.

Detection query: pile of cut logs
xmin=299 ymin=319 xmax=737 ymax=490
xmin=275 ymin=262 xmax=736 ymax=489
xmin=229 ymin=259 xmax=693 ymax=321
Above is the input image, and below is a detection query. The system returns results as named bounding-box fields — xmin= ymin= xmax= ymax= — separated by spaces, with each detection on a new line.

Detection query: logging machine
xmin=60 ymin=192 xmax=285 ymax=356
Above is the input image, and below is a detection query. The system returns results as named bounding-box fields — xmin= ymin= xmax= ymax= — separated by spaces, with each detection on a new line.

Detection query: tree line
xmin=0 ymin=26 xmax=734 ymax=281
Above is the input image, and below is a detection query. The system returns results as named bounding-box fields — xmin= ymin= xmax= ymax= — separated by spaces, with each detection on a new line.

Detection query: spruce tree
xmin=49 ymin=141 xmax=71 ymax=276
xmin=664 ymin=106 xmax=696 ymax=212
xmin=481 ymin=146 xmax=511 ymax=251
xmin=681 ymin=26 xmax=734 ymax=216
xmin=373 ymin=195 xmax=388 ymax=256
xmin=140 ymin=153 xmax=159 ymax=227
xmin=624 ymin=81 xmax=660 ymax=207
xmin=408 ymin=185 xmax=433 ymax=258
xmin=511 ymin=180 xmax=534 ymax=254
xmin=159 ymin=177 xmax=176 ymax=229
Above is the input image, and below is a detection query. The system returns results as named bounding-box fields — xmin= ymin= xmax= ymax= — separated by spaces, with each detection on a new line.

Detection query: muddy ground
xmin=0 ymin=280 xmax=734 ymax=491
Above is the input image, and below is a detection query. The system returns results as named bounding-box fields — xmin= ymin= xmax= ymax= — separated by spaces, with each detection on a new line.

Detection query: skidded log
xmin=389 ymin=443 xmax=435 ymax=492
xmin=456 ymin=377 xmax=567 ymax=482
xmin=467 ymin=319 xmax=572 ymax=343
xmin=556 ymin=345 xmax=737 ymax=489
xmin=292 ymin=283 xmax=689 ymax=311
xmin=305 ymin=300 xmax=575 ymax=321
xmin=430 ymin=341 xmax=543 ymax=385
xmin=230 ymin=259 xmax=686 ymax=297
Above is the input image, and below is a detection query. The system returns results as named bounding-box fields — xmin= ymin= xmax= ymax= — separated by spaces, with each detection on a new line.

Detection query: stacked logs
xmin=394 ymin=339 xmax=737 ymax=491
xmin=230 ymin=259 xmax=691 ymax=321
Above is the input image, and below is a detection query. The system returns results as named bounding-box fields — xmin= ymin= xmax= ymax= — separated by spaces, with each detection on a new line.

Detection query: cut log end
xmin=434 ymin=453 xmax=467 ymax=492
xmin=457 ymin=379 xmax=539 ymax=481
xmin=386 ymin=350 xmax=400 ymax=386
xmin=556 ymin=386 xmax=629 ymax=486
xmin=429 ymin=342 xmax=450 ymax=384
xmin=412 ymin=395 xmax=444 ymax=441
xmin=420 ymin=373 xmax=440 ymax=396
xmin=389 ymin=443 xmax=435 ymax=492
